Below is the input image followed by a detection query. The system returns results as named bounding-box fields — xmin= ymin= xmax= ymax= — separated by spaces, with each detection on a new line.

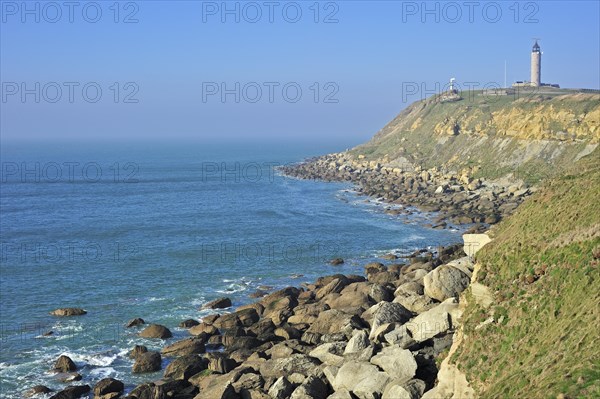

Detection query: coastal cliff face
xmin=352 ymin=91 xmax=599 ymax=183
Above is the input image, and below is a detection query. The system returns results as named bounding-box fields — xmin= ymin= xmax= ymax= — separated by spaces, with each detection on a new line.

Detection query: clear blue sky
xmin=1 ymin=1 xmax=599 ymax=146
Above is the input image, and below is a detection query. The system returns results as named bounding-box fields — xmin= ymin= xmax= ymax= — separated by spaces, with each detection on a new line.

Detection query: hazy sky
xmin=1 ymin=1 xmax=599 ymax=146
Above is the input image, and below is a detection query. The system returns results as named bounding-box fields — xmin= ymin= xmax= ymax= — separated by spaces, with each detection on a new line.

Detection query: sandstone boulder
xmin=132 ymin=351 xmax=161 ymax=373
xmin=370 ymin=347 xmax=417 ymax=383
xmin=139 ymin=324 xmax=172 ymax=339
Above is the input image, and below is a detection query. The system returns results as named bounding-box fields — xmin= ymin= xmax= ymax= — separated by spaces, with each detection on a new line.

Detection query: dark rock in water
xmin=139 ymin=324 xmax=172 ymax=339
xmin=129 ymin=345 xmax=148 ymax=359
xmin=93 ymin=378 xmax=124 ymax=396
xmin=202 ymin=297 xmax=232 ymax=309
xmin=24 ymin=385 xmax=52 ymax=397
xmin=179 ymin=318 xmax=200 ymax=328
xmin=126 ymin=317 xmax=145 ymax=328
xmin=53 ymin=355 xmax=77 ymax=372
xmin=132 ymin=351 xmax=162 ymax=373
xmin=49 ymin=308 xmax=86 ymax=317
xmin=161 ymin=337 xmax=206 ymax=357
xmin=163 ymin=354 xmax=208 ymax=380
xmin=330 ymin=258 xmax=344 ymax=265
xmin=49 ymin=385 xmax=90 ymax=399
xmin=42 ymin=331 xmax=54 ymax=336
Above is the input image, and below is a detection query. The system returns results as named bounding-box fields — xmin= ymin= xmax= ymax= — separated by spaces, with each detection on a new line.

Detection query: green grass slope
xmin=452 ymin=147 xmax=600 ymax=398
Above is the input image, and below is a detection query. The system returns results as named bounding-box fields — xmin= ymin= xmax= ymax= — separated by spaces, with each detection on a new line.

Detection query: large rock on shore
xmin=406 ymin=299 xmax=460 ymax=343
xmin=333 ymin=361 xmax=390 ymax=398
xmin=423 ymin=263 xmax=471 ymax=302
xmin=161 ymin=337 xmax=206 ymax=357
xmin=50 ymin=308 xmax=86 ymax=317
xmin=370 ymin=347 xmax=417 ymax=383
xmin=307 ymin=309 xmax=363 ymax=336
xmin=132 ymin=351 xmax=162 ymax=373
xmin=93 ymin=378 xmax=124 ymax=397
xmin=164 ymin=354 xmax=208 ymax=380
xmin=291 ymin=375 xmax=329 ymax=399
xmin=366 ymin=302 xmax=413 ymax=340
xmin=49 ymin=385 xmax=90 ymax=399
xmin=382 ymin=379 xmax=426 ymax=399
xmin=259 ymin=354 xmax=321 ymax=378
xmin=139 ymin=324 xmax=172 ymax=339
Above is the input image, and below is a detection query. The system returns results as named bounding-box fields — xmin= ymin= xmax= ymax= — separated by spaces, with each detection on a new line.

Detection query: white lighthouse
xmin=530 ymin=40 xmax=541 ymax=87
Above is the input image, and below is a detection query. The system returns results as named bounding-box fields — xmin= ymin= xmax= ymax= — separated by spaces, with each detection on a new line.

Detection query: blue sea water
xmin=0 ymin=140 xmax=462 ymax=395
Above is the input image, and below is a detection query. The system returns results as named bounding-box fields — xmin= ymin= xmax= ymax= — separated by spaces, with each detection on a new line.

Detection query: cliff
xmin=351 ymin=90 xmax=599 ymax=184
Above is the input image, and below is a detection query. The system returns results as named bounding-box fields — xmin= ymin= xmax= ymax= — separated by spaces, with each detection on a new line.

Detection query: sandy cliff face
xmin=353 ymin=91 xmax=599 ymax=183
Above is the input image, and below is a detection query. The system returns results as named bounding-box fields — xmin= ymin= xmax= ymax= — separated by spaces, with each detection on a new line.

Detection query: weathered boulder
xmin=268 ymin=376 xmax=295 ymax=399
xmin=93 ymin=378 xmax=124 ymax=396
xmin=49 ymin=308 xmax=86 ymax=317
xmin=129 ymin=345 xmax=148 ymax=359
xmin=383 ymin=324 xmax=417 ymax=349
xmin=202 ymin=297 xmax=232 ymax=309
xmin=329 ymin=258 xmax=344 ymax=265
xmin=190 ymin=323 xmax=219 ymax=336
xmin=382 ymin=379 xmax=426 ymax=399
xmin=161 ymin=337 xmax=206 ymax=357
xmin=309 ymin=342 xmax=346 ymax=366
xmin=307 ymin=309 xmax=363 ymax=336
xmin=423 ymin=265 xmax=470 ymax=302
xmin=259 ymin=354 xmax=321 ymax=379
xmin=49 ymin=385 xmax=90 ymax=399
xmin=164 ymin=354 xmax=208 ymax=380
xmin=366 ymin=302 xmax=412 ymax=340
xmin=139 ymin=324 xmax=172 ymax=339
xmin=192 ymin=381 xmax=238 ymax=399
xmin=370 ymin=347 xmax=417 ymax=383
xmin=236 ymin=308 xmax=260 ymax=327
xmin=53 ymin=355 xmax=77 ymax=372
xmin=344 ymin=330 xmax=369 ymax=354
xmin=290 ymin=375 xmax=328 ymax=399
xmin=334 ymin=361 xmax=390 ymax=399
xmin=406 ymin=299 xmax=459 ymax=343
xmin=126 ymin=317 xmax=145 ymax=328
xmin=393 ymin=293 xmax=436 ymax=314
xmin=132 ymin=351 xmax=162 ymax=373
xmin=316 ymin=276 xmax=350 ymax=300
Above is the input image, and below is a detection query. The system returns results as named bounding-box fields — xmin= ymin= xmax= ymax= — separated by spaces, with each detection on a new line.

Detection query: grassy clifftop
xmin=351 ymin=90 xmax=599 ymax=184
xmin=452 ymin=146 xmax=600 ymax=398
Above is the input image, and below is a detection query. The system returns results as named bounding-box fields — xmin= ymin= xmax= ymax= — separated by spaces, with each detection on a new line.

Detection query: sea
xmin=0 ymin=140 xmax=462 ymax=396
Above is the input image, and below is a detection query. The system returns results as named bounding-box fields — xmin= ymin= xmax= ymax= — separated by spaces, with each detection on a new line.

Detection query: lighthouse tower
xmin=530 ymin=40 xmax=541 ymax=87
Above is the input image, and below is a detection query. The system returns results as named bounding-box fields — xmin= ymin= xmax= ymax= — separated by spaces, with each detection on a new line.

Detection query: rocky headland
xmin=28 ymin=90 xmax=599 ymax=398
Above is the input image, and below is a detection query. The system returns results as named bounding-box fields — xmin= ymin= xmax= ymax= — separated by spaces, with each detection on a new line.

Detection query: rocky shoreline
xmin=24 ymin=155 xmax=513 ymax=399
xmin=28 ymin=236 xmax=488 ymax=399
xmin=280 ymin=152 xmax=534 ymax=227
